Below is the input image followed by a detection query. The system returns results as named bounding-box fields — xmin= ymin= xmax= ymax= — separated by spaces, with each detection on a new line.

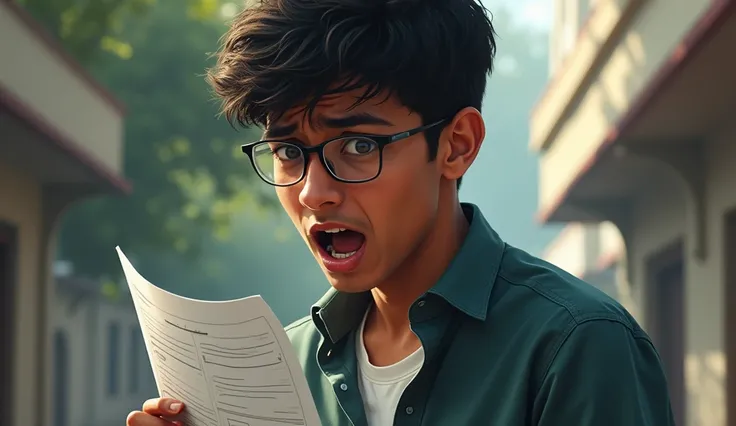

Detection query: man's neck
xmin=368 ymin=201 xmax=469 ymax=338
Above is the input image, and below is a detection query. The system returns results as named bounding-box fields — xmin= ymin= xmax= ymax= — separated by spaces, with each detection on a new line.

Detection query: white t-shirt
xmin=356 ymin=309 xmax=425 ymax=426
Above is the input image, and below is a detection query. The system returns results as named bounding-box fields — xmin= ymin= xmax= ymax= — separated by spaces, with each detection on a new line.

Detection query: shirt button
xmin=340 ymin=383 xmax=348 ymax=391
xmin=326 ymin=349 xmax=332 ymax=357
xmin=405 ymin=406 xmax=414 ymax=415
xmin=417 ymin=300 xmax=426 ymax=308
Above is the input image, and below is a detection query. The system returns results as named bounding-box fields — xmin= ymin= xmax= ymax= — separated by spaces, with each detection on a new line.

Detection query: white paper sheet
xmin=116 ymin=247 xmax=321 ymax=426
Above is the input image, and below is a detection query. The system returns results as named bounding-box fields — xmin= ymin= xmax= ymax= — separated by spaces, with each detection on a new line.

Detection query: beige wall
xmin=0 ymin=1 xmax=125 ymax=176
xmin=1 ymin=9 xmax=129 ymax=425
xmin=51 ymin=291 xmax=91 ymax=426
xmin=51 ymin=290 xmax=153 ymax=426
xmin=624 ymin=122 xmax=736 ymax=426
xmin=94 ymin=300 xmax=151 ymax=426
xmin=543 ymin=221 xmax=625 ymax=278
xmin=0 ymin=162 xmax=43 ymax=426
xmin=533 ymin=0 xmax=712 ymax=215
xmin=543 ymin=223 xmax=589 ymax=277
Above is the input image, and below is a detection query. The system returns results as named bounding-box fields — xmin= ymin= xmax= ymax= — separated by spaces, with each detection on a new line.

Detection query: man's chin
xmin=323 ymin=271 xmax=374 ymax=294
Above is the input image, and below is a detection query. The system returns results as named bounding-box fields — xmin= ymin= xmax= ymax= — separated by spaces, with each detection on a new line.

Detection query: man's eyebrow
xmin=264 ymin=112 xmax=393 ymax=139
xmin=263 ymin=123 xmax=298 ymax=139
xmin=321 ymin=112 xmax=393 ymax=129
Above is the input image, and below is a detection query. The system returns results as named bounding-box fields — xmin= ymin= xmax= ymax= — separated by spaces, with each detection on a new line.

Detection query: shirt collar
xmin=311 ymin=203 xmax=505 ymax=344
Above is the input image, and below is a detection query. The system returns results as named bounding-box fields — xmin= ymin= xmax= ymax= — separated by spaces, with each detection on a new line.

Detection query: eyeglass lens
xmin=251 ymin=137 xmax=381 ymax=185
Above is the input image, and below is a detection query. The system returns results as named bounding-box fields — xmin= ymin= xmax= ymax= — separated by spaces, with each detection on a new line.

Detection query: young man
xmin=127 ymin=0 xmax=675 ymax=425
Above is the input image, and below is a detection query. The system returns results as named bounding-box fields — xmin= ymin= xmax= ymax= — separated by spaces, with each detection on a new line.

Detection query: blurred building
xmin=51 ymin=263 xmax=156 ymax=426
xmin=532 ymin=0 xmax=736 ymax=425
xmin=542 ymin=221 xmax=626 ymax=302
xmin=0 ymin=2 xmax=130 ymax=426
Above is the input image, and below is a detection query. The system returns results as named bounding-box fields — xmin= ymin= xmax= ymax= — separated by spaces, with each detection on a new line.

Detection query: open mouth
xmin=314 ymin=228 xmax=366 ymax=259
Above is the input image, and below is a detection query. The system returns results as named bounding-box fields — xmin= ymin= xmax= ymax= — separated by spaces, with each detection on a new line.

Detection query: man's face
xmin=267 ymin=90 xmax=444 ymax=293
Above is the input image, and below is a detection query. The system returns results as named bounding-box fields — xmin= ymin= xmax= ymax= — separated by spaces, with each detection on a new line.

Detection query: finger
xmin=126 ymin=411 xmax=176 ymax=426
xmin=141 ymin=397 xmax=184 ymax=416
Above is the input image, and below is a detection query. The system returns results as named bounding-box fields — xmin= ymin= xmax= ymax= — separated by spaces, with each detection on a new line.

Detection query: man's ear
xmin=438 ymin=107 xmax=485 ymax=181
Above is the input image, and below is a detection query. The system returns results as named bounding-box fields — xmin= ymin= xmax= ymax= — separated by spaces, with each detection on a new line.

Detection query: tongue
xmin=331 ymin=230 xmax=365 ymax=253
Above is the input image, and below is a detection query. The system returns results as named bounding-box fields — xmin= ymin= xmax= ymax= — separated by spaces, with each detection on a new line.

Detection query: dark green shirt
xmin=286 ymin=203 xmax=674 ymax=425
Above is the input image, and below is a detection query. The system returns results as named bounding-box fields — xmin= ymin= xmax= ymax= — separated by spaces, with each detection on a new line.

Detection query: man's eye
xmin=342 ymin=138 xmax=377 ymax=155
xmin=274 ymin=145 xmax=302 ymax=161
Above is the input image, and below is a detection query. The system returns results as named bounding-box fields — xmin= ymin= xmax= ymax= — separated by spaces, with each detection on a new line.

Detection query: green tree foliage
xmin=19 ymin=0 xmax=225 ymax=63
xmin=19 ymin=0 xmax=151 ymax=63
xmin=22 ymin=0 xmax=271 ymax=278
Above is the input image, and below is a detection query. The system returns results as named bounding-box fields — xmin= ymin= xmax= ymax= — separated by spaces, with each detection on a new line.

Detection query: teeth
xmin=325 ymin=244 xmax=357 ymax=259
xmin=323 ymin=228 xmax=346 ymax=233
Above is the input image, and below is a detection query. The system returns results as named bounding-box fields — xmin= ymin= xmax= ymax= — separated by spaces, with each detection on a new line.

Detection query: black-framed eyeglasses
xmin=241 ymin=118 xmax=449 ymax=187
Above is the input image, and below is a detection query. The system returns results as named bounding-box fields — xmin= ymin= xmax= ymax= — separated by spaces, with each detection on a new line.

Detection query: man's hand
xmin=126 ymin=397 xmax=185 ymax=426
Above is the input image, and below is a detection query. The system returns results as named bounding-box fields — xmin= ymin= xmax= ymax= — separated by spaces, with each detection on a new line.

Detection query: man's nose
xmin=298 ymin=156 xmax=343 ymax=211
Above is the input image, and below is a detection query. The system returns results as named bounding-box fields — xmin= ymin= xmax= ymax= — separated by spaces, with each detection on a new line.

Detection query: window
xmin=129 ymin=326 xmax=141 ymax=393
xmin=107 ymin=322 xmax=120 ymax=396
xmin=0 ymin=222 xmax=17 ymax=426
xmin=53 ymin=330 xmax=69 ymax=426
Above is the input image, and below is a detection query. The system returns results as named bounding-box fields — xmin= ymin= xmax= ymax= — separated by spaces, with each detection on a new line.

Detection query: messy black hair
xmin=207 ymin=0 xmax=497 ymax=188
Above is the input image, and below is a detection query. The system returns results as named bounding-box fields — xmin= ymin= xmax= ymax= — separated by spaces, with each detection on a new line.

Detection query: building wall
xmin=50 ymin=291 xmax=91 ymax=426
xmin=1 ymin=8 xmax=129 ymax=425
xmin=626 ymin=121 xmax=736 ymax=426
xmin=0 ymin=1 xmax=124 ymax=176
xmin=51 ymin=289 xmax=154 ymax=426
xmin=534 ymin=0 xmax=713 ymax=214
xmin=584 ymin=265 xmax=619 ymax=300
xmin=543 ymin=223 xmax=589 ymax=278
xmin=0 ymin=162 xmax=42 ymax=426
xmin=536 ymin=0 xmax=736 ymax=423
xmin=94 ymin=299 xmax=153 ymax=426
xmin=628 ymin=173 xmax=687 ymax=315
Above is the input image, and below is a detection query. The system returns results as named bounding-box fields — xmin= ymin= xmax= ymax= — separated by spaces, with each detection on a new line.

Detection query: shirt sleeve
xmin=533 ymin=319 xmax=676 ymax=426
